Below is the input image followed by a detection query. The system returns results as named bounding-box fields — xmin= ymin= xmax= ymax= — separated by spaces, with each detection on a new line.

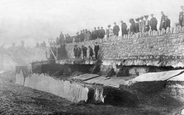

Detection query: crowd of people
xmin=73 ymin=42 xmax=100 ymax=60
xmin=49 ymin=6 xmax=184 ymax=46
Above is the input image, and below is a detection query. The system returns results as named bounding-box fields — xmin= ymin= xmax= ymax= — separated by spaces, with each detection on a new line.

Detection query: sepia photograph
xmin=0 ymin=0 xmax=184 ymax=114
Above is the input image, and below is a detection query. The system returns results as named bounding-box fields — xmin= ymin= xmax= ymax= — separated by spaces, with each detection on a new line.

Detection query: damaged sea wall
xmin=65 ymin=33 xmax=184 ymax=67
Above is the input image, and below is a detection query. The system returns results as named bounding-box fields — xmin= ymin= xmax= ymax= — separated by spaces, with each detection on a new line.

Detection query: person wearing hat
xmin=159 ymin=11 xmax=166 ymax=30
xmin=73 ymin=45 xmax=78 ymax=59
xmin=179 ymin=6 xmax=184 ymax=27
xmin=94 ymin=42 xmax=100 ymax=60
xmin=113 ymin=22 xmax=120 ymax=36
xmin=165 ymin=16 xmax=171 ymax=29
xmin=59 ymin=31 xmax=64 ymax=45
xmin=101 ymin=27 xmax=105 ymax=39
xmin=150 ymin=14 xmax=158 ymax=31
xmin=121 ymin=20 xmax=128 ymax=36
xmin=106 ymin=25 xmax=113 ymax=38
xmin=97 ymin=27 xmax=101 ymax=38
xmin=91 ymin=27 xmax=98 ymax=40
xmin=82 ymin=45 xmax=87 ymax=59
xmin=129 ymin=18 xmax=136 ymax=34
xmin=88 ymin=46 xmax=94 ymax=60
xmin=144 ymin=15 xmax=150 ymax=32
xmin=135 ymin=18 xmax=140 ymax=33
xmin=139 ymin=16 xmax=145 ymax=33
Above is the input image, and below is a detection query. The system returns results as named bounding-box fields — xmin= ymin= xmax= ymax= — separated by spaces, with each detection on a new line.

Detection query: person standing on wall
xmin=92 ymin=27 xmax=98 ymax=40
xmin=59 ymin=31 xmax=64 ymax=45
xmin=73 ymin=45 xmax=78 ymax=59
xmin=88 ymin=46 xmax=94 ymax=60
xmin=129 ymin=18 xmax=136 ymax=34
xmin=106 ymin=25 xmax=113 ymax=39
xmin=135 ymin=18 xmax=140 ymax=33
xmin=97 ymin=27 xmax=101 ymax=38
xmin=139 ymin=16 xmax=145 ymax=33
xmin=113 ymin=22 xmax=120 ymax=37
xmin=82 ymin=45 xmax=87 ymax=59
xmin=179 ymin=6 xmax=184 ymax=27
xmin=101 ymin=27 xmax=105 ymax=39
xmin=121 ymin=20 xmax=128 ymax=36
xmin=150 ymin=14 xmax=158 ymax=31
xmin=165 ymin=16 xmax=171 ymax=30
xmin=94 ymin=42 xmax=100 ymax=60
xmin=159 ymin=11 xmax=166 ymax=30
xmin=144 ymin=15 xmax=150 ymax=32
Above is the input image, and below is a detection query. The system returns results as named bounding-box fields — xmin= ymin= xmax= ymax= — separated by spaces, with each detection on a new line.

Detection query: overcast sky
xmin=0 ymin=0 xmax=183 ymax=47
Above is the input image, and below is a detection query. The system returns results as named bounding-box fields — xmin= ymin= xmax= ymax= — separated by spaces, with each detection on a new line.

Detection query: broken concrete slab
xmin=128 ymin=69 xmax=184 ymax=83
xmin=85 ymin=76 xmax=126 ymax=88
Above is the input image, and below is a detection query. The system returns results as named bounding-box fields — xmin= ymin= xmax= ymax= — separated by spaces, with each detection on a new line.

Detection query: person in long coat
xmin=135 ymin=18 xmax=140 ymax=33
xmin=88 ymin=46 xmax=94 ymax=60
xmin=129 ymin=19 xmax=136 ymax=34
xmin=73 ymin=45 xmax=78 ymax=58
xmin=59 ymin=32 xmax=64 ymax=45
xmin=179 ymin=6 xmax=184 ymax=27
xmin=139 ymin=16 xmax=145 ymax=33
xmin=165 ymin=16 xmax=171 ymax=29
xmin=159 ymin=11 xmax=166 ymax=30
xmin=101 ymin=27 xmax=105 ymax=39
xmin=121 ymin=20 xmax=128 ymax=36
xmin=92 ymin=27 xmax=98 ymax=40
xmin=150 ymin=14 xmax=158 ymax=31
xmin=97 ymin=27 xmax=101 ymax=38
xmin=113 ymin=22 xmax=120 ymax=36
xmin=82 ymin=45 xmax=87 ymax=59
xmin=77 ymin=46 xmax=81 ymax=58
xmin=94 ymin=42 xmax=100 ymax=60
xmin=144 ymin=15 xmax=150 ymax=32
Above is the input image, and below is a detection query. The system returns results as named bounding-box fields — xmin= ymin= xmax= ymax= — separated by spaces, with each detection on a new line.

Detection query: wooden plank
xmin=73 ymin=74 xmax=99 ymax=81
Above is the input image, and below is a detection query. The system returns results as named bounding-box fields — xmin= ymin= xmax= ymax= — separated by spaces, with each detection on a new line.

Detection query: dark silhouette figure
xmin=77 ymin=46 xmax=81 ymax=58
xmin=135 ymin=18 xmax=140 ymax=33
xmin=159 ymin=11 xmax=166 ymax=30
xmin=92 ymin=27 xmax=98 ymax=40
xmin=94 ymin=42 xmax=99 ymax=60
xmin=82 ymin=45 xmax=87 ymax=59
xmin=88 ymin=46 xmax=94 ymax=60
xmin=73 ymin=45 xmax=78 ymax=58
xmin=144 ymin=15 xmax=150 ymax=32
xmin=121 ymin=21 xmax=128 ymax=36
xmin=150 ymin=14 xmax=158 ymax=31
xmin=129 ymin=19 xmax=136 ymax=34
xmin=101 ymin=27 xmax=105 ymax=38
xmin=113 ymin=22 xmax=120 ymax=36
